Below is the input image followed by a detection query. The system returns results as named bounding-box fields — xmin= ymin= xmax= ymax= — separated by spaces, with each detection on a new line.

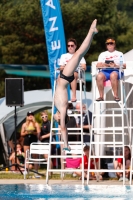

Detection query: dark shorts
xmin=60 ymin=71 xmax=74 ymax=83
xmin=23 ymin=134 xmax=37 ymax=146
xmin=17 ymin=155 xmax=25 ymax=164
xmin=100 ymin=69 xmax=124 ymax=81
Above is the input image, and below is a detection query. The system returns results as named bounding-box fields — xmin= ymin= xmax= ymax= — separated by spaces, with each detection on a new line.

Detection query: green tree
xmin=118 ymin=0 xmax=133 ymax=19
xmin=0 ymin=0 xmax=133 ymax=98
xmin=61 ymin=0 xmax=133 ymax=63
xmin=0 ymin=0 xmax=47 ymax=64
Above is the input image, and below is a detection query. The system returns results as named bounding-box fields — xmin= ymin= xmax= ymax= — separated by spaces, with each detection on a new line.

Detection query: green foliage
xmin=0 ymin=0 xmax=133 ymax=66
xmin=0 ymin=0 xmax=133 ymax=98
xmin=0 ymin=0 xmax=47 ymax=64
xmin=61 ymin=0 xmax=133 ymax=63
xmin=118 ymin=0 xmax=133 ymax=19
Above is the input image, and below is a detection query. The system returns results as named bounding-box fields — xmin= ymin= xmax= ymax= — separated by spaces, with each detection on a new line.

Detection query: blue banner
xmin=40 ymin=0 xmax=66 ymax=93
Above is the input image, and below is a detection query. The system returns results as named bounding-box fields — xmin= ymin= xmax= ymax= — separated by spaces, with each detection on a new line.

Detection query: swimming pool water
xmin=0 ymin=184 xmax=133 ymax=200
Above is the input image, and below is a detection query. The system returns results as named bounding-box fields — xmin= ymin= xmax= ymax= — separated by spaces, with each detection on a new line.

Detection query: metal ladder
xmin=87 ymin=63 xmax=130 ymax=185
xmin=46 ymin=68 xmax=90 ymax=185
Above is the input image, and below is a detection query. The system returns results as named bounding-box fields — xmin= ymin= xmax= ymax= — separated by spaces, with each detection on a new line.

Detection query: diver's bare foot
xmin=90 ymin=19 xmax=98 ymax=34
xmin=63 ymin=146 xmax=71 ymax=152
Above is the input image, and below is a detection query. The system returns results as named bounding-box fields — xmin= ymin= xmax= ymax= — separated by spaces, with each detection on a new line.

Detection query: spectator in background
xmin=67 ymin=103 xmax=78 ymax=142
xmin=59 ymin=38 xmax=86 ymax=102
xmin=9 ymin=143 xmax=25 ymax=171
xmin=21 ymin=111 xmax=40 ymax=172
xmin=39 ymin=110 xmax=51 ymax=143
xmin=74 ymin=145 xmax=99 ymax=180
xmin=114 ymin=146 xmax=131 ymax=181
xmin=39 ymin=110 xmax=53 ymax=170
xmin=75 ymin=103 xmax=92 ymax=145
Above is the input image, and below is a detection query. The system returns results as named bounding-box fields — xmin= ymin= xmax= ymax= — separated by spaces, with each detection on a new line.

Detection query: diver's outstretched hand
xmin=90 ymin=19 xmax=98 ymax=34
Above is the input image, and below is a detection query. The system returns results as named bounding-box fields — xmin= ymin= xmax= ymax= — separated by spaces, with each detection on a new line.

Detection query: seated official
xmin=96 ymin=38 xmax=126 ymax=102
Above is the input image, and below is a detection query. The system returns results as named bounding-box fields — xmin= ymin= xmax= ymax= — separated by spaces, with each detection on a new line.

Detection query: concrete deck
xmin=0 ymin=179 xmax=131 ymax=185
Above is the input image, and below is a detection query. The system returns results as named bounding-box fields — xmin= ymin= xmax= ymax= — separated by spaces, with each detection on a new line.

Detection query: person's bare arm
xmin=35 ymin=123 xmax=41 ymax=139
xmin=96 ymin=62 xmax=126 ymax=69
xmin=9 ymin=152 xmax=15 ymax=161
xmin=40 ymin=133 xmax=50 ymax=141
xmin=59 ymin=65 xmax=65 ymax=71
xmin=83 ymin=124 xmax=92 ymax=129
xmin=21 ymin=123 xmax=27 ymax=137
xmin=96 ymin=62 xmax=108 ymax=68
xmin=122 ymin=63 xmax=126 ymax=69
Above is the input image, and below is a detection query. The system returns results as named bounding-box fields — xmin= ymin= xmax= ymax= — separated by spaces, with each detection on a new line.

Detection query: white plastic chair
xmin=24 ymin=142 xmax=50 ymax=180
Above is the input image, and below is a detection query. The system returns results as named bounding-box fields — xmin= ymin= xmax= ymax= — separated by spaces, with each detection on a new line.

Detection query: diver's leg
xmin=63 ymin=19 xmax=98 ymax=76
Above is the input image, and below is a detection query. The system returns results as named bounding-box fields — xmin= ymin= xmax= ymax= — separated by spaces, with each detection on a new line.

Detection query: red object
xmin=117 ymin=158 xmax=123 ymax=164
xmin=104 ymin=80 xmax=111 ymax=87
xmin=80 ymin=155 xmax=99 ymax=169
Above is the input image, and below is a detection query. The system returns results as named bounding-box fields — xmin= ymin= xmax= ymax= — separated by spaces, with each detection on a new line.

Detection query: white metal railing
xmin=46 ymin=68 xmax=90 ymax=185
xmin=87 ymin=62 xmax=131 ymax=185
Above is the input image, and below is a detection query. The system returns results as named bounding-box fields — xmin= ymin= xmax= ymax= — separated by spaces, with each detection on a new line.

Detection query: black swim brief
xmin=60 ymin=71 xmax=74 ymax=83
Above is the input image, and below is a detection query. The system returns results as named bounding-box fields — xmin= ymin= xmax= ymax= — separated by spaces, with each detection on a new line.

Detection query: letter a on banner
xmin=40 ymin=0 xmax=69 ymax=96
xmin=40 ymin=0 xmax=70 ymax=147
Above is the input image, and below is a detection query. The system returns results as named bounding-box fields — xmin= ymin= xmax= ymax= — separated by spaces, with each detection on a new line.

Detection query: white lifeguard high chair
xmin=46 ymin=67 xmax=92 ymax=185
xmin=87 ymin=61 xmax=131 ymax=185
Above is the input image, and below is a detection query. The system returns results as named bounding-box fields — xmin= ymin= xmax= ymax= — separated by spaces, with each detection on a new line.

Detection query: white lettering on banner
xmin=51 ymin=40 xmax=60 ymax=50
xmin=54 ymin=59 xmax=60 ymax=68
xmin=49 ymin=17 xmax=58 ymax=32
xmin=45 ymin=0 xmax=55 ymax=9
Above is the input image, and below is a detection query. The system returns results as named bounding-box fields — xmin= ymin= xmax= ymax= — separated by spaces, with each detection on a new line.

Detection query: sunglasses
xmin=106 ymin=42 xmax=114 ymax=45
xmin=42 ymin=116 xmax=48 ymax=119
xmin=67 ymin=44 xmax=74 ymax=47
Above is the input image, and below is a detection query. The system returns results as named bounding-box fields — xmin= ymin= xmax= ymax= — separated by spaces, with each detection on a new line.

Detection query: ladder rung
xmin=93 ymin=132 xmax=125 ymax=135
xmin=87 ymin=169 xmax=126 ymax=172
xmin=47 ymin=169 xmax=83 ymax=172
xmin=91 ymin=142 xmax=123 ymax=144
xmin=92 ymin=127 xmax=123 ymax=130
xmin=94 ymin=100 xmax=122 ymax=103
xmin=47 ymin=169 xmax=127 ymax=172
xmin=52 ymin=128 xmax=82 ymax=131
xmin=50 ymin=141 xmax=84 ymax=144
xmin=52 ymin=132 xmax=89 ymax=135
xmin=49 ymin=155 xmax=83 ymax=158
xmin=68 ymin=114 xmax=82 ymax=117
xmin=93 ymin=114 xmax=123 ymax=117
xmin=90 ymin=155 xmax=124 ymax=158
xmin=106 ymin=144 xmax=126 ymax=147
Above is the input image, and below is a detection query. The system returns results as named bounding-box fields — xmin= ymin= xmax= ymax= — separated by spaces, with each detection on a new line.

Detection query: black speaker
xmin=5 ymin=78 xmax=24 ymax=106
